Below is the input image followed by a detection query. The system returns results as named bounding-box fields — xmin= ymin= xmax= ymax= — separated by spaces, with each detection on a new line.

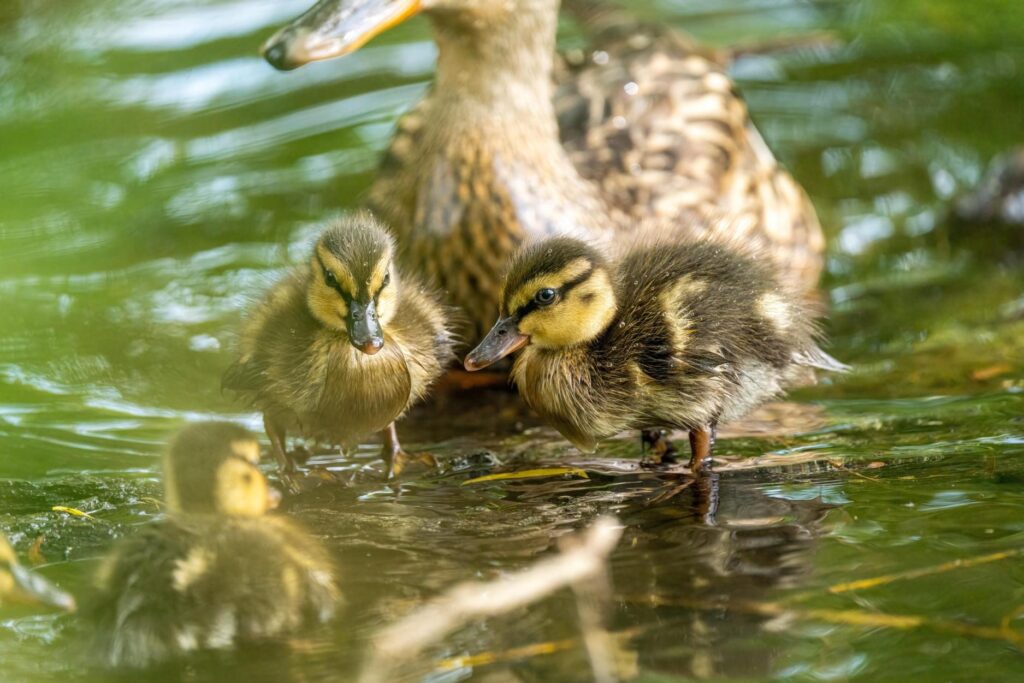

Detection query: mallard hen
xmin=261 ymin=0 xmax=824 ymax=342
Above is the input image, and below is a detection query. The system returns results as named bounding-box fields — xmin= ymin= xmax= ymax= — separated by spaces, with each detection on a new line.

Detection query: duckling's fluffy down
xmin=85 ymin=515 xmax=340 ymax=668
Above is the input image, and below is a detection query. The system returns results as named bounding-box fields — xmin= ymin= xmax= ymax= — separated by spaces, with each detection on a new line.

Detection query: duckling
xmin=85 ymin=422 xmax=341 ymax=669
xmin=0 ymin=534 xmax=75 ymax=612
xmin=464 ymin=235 xmax=846 ymax=471
xmin=223 ymin=213 xmax=454 ymax=483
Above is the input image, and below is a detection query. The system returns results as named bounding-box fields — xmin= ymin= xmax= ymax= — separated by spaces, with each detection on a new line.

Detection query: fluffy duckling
xmin=223 ymin=213 xmax=454 ymax=483
xmin=0 ymin=534 xmax=75 ymax=612
xmin=86 ymin=422 xmax=341 ymax=669
xmin=465 ymin=236 xmax=846 ymax=471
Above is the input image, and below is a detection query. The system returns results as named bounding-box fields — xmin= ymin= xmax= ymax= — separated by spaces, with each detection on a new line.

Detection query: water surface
xmin=1 ymin=0 xmax=1023 ymax=681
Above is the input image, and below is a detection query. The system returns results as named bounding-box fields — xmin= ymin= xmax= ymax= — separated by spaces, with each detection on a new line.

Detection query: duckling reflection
xmin=85 ymin=422 xmax=341 ymax=669
xmin=465 ymin=235 xmax=847 ymax=471
xmin=616 ymin=473 xmax=836 ymax=680
xmin=0 ymin=533 xmax=75 ymax=612
xmin=224 ymin=213 xmax=455 ymax=485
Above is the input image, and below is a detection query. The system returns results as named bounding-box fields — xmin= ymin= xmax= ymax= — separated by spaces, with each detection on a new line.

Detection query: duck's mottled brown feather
xmin=554 ymin=7 xmax=824 ymax=292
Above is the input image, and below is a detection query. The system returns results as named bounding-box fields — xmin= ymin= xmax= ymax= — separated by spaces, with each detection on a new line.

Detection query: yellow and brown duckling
xmin=0 ymin=534 xmax=75 ymax=612
xmin=85 ymin=422 xmax=341 ymax=669
xmin=223 ymin=213 xmax=454 ymax=483
xmin=261 ymin=0 xmax=823 ymax=343
xmin=464 ymin=235 xmax=846 ymax=471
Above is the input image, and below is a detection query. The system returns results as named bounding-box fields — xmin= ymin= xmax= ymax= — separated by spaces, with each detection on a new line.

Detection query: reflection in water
xmin=1 ymin=0 xmax=1023 ymax=681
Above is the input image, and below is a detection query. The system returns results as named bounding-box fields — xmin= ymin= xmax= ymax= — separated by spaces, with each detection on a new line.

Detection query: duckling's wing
xmin=793 ymin=347 xmax=851 ymax=373
xmin=221 ymin=357 xmax=263 ymax=392
xmin=556 ymin=0 xmax=824 ymax=291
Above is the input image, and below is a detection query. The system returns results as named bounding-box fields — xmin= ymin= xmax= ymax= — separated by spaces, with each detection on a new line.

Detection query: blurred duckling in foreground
xmin=86 ymin=422 xmax=341 ymax=669
xmin=0 ymin=534 xmax=75 ymax=612
xmin=465 ymin=236 xmax=847 ymax=471
xmin=224 ymin=213 xmax=454 ymax=484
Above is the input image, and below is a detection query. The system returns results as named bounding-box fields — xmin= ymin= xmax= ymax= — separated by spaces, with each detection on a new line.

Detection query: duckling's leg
xmin=641 ymin=429 xmax=678 ymax=465
xmin=687 ymin=424 xmax=717 ymax=473
xmin=380 ymin=423 xmax=437 ymax=480
xmin=264 ymin=415 xmax=295 ymax=473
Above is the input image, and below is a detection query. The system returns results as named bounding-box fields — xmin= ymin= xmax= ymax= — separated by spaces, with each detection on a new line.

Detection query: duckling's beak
xmin=262 ymin=0 xmax=422 ymax=71
xmin=4 ymin=563 xmax=76 ymax=612
xmin=464 ymin=317 xmax=529 ymax=371
xmin=348 ymin=299 xmax=385 ymax=355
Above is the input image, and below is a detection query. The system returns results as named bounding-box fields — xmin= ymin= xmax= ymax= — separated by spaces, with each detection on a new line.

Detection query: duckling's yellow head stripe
xmin=505 ymin=257 xmax=592 ymax=315
xmin=517 ymin=267 xmax=617 ymax=348
xmin=367 ymin=251 xmax=392 ymax=297
xmin=316 ymin=246 xmax=358 ymax=298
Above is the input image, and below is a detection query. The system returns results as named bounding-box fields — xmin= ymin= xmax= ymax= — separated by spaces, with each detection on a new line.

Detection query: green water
xmin=1 ymin=0 xmax=1023 ymax=680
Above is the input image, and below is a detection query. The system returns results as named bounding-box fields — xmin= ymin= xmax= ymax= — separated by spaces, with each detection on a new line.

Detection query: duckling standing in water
xmin=86 ymin=422 xmax=341 ymax=669
xmin=465 ymin=236 xmax=846 ymax=471
xmin=0 ymin=534 xmax=75 ymax=612
xmin=223 ymin=213 xmax=454 ymax=484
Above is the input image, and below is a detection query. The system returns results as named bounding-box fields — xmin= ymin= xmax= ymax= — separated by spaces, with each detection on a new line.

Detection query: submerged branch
xmin=358 ymin=516 xmax=623 ymax=683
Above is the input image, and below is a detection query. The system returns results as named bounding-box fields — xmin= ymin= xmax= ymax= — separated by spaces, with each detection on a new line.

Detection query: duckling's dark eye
xmin=322 ymin=268 xmax=338 ymax=288
xmin=535 ymin=288 xmax=558 ymax=306
xmin=241 ymin=472 xmax=254 ymax=485
xmin=382 ymin=271 xmax=391 ymax=287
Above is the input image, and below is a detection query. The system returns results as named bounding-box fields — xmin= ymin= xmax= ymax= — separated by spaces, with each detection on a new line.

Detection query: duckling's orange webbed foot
xmin=380 ymin=423 xmax=437 ymax=480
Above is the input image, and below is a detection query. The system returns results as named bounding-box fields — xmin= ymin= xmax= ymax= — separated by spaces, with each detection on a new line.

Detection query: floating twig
xmin=51 ymin=506 xmax=98 ymax=522
xmin=358 ymin=516 xmax=623 ymax=683
xmin=787 ymin=548 xmax=1024 ymax=603
xmin=462 ymin=467 xmax=589 ymax=486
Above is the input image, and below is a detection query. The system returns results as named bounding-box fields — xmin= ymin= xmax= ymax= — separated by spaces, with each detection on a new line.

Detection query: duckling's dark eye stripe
xmin=512 ymin=265 xmax=594 ymax=319
xmin=316 ymin=254 xmax=350 ymax=299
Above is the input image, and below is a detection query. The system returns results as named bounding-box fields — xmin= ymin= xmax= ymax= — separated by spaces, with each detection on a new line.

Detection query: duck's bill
xmin=7 ymin=563 xmax=76 ymax=612
xmin=348 ymin=300 xmax=385 ymax=355
xmin=262 ymin=0 xmax=422 ymax=70
xmin=464 ymin=318 xmax=529 ymax=371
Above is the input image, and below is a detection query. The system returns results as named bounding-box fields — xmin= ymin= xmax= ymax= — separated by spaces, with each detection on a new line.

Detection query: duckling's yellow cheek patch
xmin=215 ymin=460 xmax=271 ymax=518
xmin=376 ymin=282 xmax=399 ymax=326
xmin=307 ymin=285 xmax=349 ymax=329
xmin=367 ymin=254 xmax=392 ymax=296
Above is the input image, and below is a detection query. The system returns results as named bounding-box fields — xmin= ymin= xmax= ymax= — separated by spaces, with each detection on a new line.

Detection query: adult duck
xmin=262 ymin=0 xmax=824 ymax=341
